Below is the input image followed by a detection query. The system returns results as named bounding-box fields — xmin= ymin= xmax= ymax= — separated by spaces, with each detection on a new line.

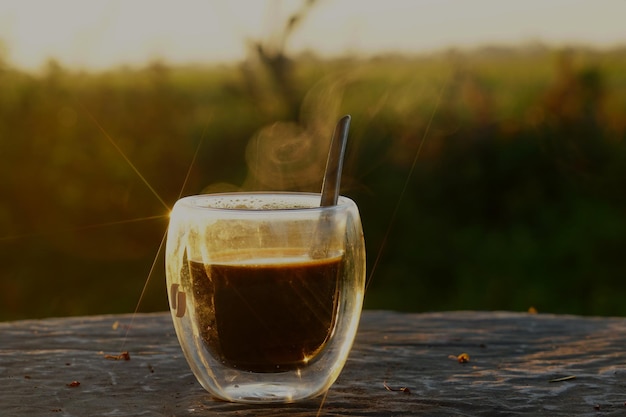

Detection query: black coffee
xmin=189 ymin=249 xmax=342 ymax=373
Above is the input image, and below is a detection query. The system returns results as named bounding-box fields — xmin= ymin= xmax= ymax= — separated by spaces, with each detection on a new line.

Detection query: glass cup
xmin=165 ymin=192 xmax=366 ymax=403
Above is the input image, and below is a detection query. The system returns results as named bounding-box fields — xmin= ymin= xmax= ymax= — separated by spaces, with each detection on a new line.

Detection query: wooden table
xmin=2 ymin=310 xmax=626 ymax=416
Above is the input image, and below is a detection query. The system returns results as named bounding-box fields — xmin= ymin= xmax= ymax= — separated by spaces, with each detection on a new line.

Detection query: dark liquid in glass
xmin=189 ymin=250 xmax=342 ymax=373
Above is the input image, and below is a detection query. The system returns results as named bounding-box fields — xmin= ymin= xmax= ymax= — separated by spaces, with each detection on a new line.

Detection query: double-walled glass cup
xmin=165 ymin=192 xmax=366 ymax=403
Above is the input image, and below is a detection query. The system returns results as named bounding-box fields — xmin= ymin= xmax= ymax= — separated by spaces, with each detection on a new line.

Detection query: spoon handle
xmin=320 ymin=115 xmax=351 ymax=207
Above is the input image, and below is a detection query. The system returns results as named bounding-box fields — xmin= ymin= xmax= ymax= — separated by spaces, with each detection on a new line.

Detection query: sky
xmin=1 ymin=0 xmax=625 ymax=72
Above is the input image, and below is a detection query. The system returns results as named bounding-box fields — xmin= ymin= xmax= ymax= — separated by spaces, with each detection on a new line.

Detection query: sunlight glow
xmin=0 ymin=0 xmax=625 ymax=71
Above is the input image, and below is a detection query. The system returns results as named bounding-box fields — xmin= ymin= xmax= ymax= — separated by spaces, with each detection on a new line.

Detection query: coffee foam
xmin=194 ymin=195 xmax=318 ymax=210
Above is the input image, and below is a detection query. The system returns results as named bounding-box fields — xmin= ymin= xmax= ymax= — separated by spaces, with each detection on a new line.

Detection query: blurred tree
xmin=241 ymin=0 xmax=319 ymax=120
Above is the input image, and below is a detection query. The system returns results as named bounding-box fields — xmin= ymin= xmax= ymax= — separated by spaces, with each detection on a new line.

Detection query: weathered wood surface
xmin=2 ymin=310 xmax=626 ymax=416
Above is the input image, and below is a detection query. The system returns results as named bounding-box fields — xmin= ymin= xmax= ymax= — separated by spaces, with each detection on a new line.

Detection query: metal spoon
xmin=310 ymin=115 xmax=351 ymax=259
xmin=320 ymin=115 xmax=351 ymax=207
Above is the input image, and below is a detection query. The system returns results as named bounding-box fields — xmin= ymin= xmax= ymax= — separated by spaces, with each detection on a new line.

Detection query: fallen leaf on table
xmin=448 ymin=353 xmax=470 ymax=363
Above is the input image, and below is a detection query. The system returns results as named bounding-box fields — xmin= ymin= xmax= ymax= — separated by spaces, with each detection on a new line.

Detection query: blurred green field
xmin=1 ymin=45 xmax=626 ymax=320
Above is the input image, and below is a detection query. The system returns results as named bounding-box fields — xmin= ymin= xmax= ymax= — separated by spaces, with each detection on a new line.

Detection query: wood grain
xmin=2 ymin=311 xmax=626 ymax=416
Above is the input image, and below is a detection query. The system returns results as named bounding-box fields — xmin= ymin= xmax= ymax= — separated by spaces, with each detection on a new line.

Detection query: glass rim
xmin=175 ymin=191 xmax=355 ymax=213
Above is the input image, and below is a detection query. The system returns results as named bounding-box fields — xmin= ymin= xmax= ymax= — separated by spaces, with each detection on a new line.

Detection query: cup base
xmin=218 ymin=382 xmax=317 ymax=404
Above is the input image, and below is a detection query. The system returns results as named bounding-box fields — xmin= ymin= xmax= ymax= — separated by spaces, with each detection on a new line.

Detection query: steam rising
xmin=242 ymin=77 xmax=346 ymax=192
xmin=245 ymin=122 xmax=322 ymax=190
